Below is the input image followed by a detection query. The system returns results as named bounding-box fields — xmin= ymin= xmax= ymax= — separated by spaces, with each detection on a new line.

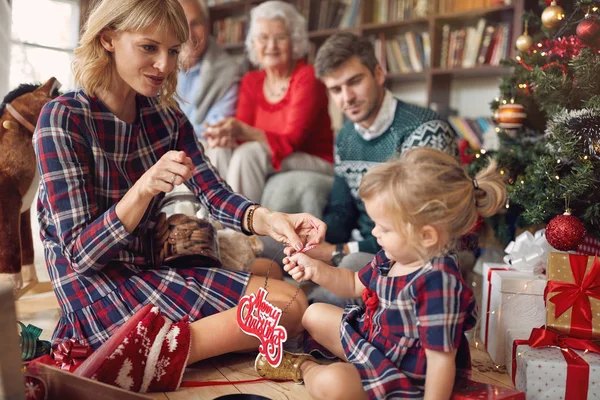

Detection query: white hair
xmin=245 ymin=1 xmax=309 ymax=67
xmin=180 ymin=0 xmax=210 ymax=24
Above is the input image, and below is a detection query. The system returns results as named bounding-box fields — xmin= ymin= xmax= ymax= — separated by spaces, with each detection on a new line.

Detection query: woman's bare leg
xmin=251 ymin=257 xmax=283 ymax=280
xmin=302 ymin=303 xmax=346 ymax=359
xmin=186 ymin=275 xmax=307 ymax=364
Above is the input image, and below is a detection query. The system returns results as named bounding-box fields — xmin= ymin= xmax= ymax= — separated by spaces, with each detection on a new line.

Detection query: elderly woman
xmin=204 ymin=0 xmax=334 ymax=203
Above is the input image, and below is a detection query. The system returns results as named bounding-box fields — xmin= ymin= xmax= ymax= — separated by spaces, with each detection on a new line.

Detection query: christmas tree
xmin=470 ymin=0 xmax=600 ymax=250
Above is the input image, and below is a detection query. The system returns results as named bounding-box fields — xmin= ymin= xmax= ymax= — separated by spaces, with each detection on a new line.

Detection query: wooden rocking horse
xmin=0 ymin=77 xmax=60 ymax=292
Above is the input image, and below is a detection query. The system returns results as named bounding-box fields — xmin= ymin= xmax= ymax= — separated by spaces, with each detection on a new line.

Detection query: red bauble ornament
xmin=545 ymin=212 xmax=586 ymax=251
xmin=577 ymin=16 xmax=600 ymax=43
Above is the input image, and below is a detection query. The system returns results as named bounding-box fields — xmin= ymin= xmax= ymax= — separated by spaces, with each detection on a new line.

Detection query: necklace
xmin=265 ymin=77 xmax=289 ymax=98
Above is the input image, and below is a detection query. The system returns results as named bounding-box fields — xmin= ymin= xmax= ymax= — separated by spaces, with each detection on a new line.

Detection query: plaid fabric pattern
xmin=33 ymin=91 xmax=254 ymax=349
xmin=340 ymin=251 xmax=477 ymax=399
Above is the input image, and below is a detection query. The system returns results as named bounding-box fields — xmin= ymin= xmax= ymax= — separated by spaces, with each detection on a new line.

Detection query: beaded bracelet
xmin=246 ymin=205 xmax=261 ymax=236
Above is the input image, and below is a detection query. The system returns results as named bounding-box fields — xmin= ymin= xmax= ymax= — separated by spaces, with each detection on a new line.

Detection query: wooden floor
xmin=15 ymin=280 xmax=515 ymax=400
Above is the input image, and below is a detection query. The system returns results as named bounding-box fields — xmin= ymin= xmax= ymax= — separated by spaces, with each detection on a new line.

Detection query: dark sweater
xmin=323 ymin=100 xmax=457 ymax=253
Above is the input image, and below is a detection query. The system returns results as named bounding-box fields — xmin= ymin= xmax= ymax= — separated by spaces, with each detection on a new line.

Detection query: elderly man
xmin=177 ymin=0 xmax=242 ymax=173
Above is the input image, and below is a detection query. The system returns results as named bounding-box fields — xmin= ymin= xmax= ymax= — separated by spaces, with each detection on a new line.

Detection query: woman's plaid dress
xmin=34 ymin=90 xmax=255 ymax=349
xmin=340 ymin=252 xmax=477 ymax=399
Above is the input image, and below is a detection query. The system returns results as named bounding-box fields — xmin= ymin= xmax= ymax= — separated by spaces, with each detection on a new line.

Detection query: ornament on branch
xmin=496 ymin=100 xmax=527 ymax=129
xmin=577 ymin=15 xmax=600 ymax=44
xmin=541 ymin=1 xmax=565 ymax=29
xmin=545 ymin=211 xmax=586 ymax=251
xmin=516 ymin=21 xmax=533 ymax=52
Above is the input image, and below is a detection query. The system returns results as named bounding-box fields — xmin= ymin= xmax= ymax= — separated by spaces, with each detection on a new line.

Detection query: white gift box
xmin=505 ymin=329 xmax=600 ymax=400
xmin=479 ymin=262 xmax=547 ymax=365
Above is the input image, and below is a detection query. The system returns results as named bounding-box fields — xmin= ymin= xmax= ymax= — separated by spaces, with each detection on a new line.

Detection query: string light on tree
xmin=541 ymin=1 xmax=565 ymax=29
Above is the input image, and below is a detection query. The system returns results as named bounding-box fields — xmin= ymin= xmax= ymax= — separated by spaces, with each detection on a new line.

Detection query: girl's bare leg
xmin=251 ymin=257 xmax=283 ymax=280
xmin=186 ymin=275 xmax=307 ymax=364
xmin=302 ymin=361 xmax=367 ymax=400
xmin=302 ymin=303 xmax=346 ymax=359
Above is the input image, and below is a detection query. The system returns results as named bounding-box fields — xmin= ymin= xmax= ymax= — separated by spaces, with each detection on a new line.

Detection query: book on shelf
xmin=436 ymin=0 xmax=511 ymax=14
xmin=213 ymin=16 xmax=247 ymax=46
xmin=448 ymin=116 xmax=496 ymax=150
xmin=439 ymin=19 xmax=511 ymax=69
xmin=371 ymin=0 xmax=432 ymax=24
xmin=308 ymin=0 xmax=360 ymax=31
xmin=371 ymin=31 xmax=431 ymax=75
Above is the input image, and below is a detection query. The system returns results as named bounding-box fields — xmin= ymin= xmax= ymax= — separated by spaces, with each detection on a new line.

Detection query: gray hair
xmin=180 ymin=0 xmax=210 ymax=25
xmin=245 ymin=1 xmax=309 ymax=67
xmin=315 ymin=32 xmax=378 ymax=79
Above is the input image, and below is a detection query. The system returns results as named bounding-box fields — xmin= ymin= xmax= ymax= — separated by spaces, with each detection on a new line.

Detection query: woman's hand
xmin=283 ymin=253 xmax=321 ymax=282
xmin=252 ymin=208 xmax=326 ymax=252
xmin=135 ymin=150 xmax=194 ymax=199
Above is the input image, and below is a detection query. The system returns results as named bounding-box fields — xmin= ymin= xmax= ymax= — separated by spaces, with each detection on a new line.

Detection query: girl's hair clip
xmin=472 ymin=179 xmax=479 ymax=189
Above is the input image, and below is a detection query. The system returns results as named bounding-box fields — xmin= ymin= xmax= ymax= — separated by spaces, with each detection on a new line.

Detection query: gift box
xmin=546 ymin=253 xmax=600 ymax=339
xmin=479 ymin=262 xmax=547 ymax=365
xmin=506 ymin=327 xmax=600 ymax=400
xmin=27 ymin=363 xmax=150 ymax=400
xmin=451 ymin=379 xmax=525 ymax=399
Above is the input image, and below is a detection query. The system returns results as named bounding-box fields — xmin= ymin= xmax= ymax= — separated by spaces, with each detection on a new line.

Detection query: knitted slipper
xmin=74 ymin=304 xmax=191 ymax=393
xmin=254 ymin=351 xmax=317 ymax=384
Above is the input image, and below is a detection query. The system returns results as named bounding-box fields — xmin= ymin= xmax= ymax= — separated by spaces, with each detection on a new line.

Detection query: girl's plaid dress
xmin=33 ymin=90 xmax=255 ymax=349
xmin=340 ymin=252 xmax=477 ymax=399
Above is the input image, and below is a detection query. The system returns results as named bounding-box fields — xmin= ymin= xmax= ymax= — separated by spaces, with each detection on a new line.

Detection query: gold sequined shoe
xmin=254 ymin=351 xmax=317 ymax=384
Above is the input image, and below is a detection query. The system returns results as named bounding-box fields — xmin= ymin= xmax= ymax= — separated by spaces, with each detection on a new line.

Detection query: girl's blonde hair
xmin=359 ymin=147 xmax=506 ymax=260
xmin=73 ymin=0 xmax=189 ymax=108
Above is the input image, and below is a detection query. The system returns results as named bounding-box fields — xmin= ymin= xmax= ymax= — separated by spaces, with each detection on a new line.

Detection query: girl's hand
xmin=254 ymin=209 xmax=326 ymax=252
xmin=283 ymin=253 xmax=320 ymax=282
xmin=136 ymin=151 xmax=194 ymax=199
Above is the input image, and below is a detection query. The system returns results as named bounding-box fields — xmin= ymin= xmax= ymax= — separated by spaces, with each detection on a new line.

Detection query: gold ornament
xmin=516 ymin=21 xmax=533 ymax=52
xmin=516 ymin=34 xmax=533 ymax=52
xmin=541 ymin=1 xmax=565 ymax=29
xmin=496 ymin=101 xmax=526 ymax=129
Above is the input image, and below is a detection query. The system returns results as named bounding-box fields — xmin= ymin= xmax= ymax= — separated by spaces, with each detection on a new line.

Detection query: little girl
xmin=255 ymin=147 xmax=507 ymax=400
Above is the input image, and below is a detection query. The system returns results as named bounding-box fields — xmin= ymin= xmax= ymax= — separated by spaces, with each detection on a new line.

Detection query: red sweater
xmin=235 ymin=61 xmax=334 ymax=170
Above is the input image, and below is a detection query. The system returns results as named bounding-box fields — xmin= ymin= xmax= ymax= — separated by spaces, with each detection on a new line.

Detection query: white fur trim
xmin=174 ymin=333 xmax=192 ymax=392
xmin=139 ymin=316 xmax=172 ymax=393
xmin=165 ymin=325 xmax=180 ymax=353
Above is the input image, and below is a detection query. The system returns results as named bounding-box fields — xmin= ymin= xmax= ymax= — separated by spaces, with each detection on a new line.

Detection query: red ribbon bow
xmin=544 ymin=254 xmax=600 ymax=339
xmin=512 ymin=327 xmax=600 ymax=400
xmin=52 ymin=338 xmax=91 ymax=372
xmin=362 ymin=288 xmax=379 ymax=341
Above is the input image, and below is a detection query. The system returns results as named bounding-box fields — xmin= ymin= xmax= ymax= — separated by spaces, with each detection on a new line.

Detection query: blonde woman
xmin=260 ymin=148 xmax=506 ymax=400
xmin=33 ymin=0 xmax=321 ymax=392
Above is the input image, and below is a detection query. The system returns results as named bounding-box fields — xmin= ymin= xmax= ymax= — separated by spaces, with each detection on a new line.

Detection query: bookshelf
xmin=208 ymin=0 xmax=529 ymax=114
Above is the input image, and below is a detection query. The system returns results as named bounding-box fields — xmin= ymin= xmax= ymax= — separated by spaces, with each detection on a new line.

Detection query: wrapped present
xmin=546 ymin=253 xmax=600 ymax=339
xmin=507 ymin=327 xmax=600 ymax=400
xmin=578 ymin=235 xmax=600 ymax=256
xmin=479 ymin=262 xmax=547 ymax=365
xmin=451 ymin=379 xmax=525 ymax=399
xmin=503 ymin=230 xmax=552 ymax=273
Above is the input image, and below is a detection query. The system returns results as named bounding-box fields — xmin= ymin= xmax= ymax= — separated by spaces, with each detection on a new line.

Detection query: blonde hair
xmin=73 ymin=0 xmax=189 ymax=108
xmin=359 ymin=147 xmax=506 ymax=260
